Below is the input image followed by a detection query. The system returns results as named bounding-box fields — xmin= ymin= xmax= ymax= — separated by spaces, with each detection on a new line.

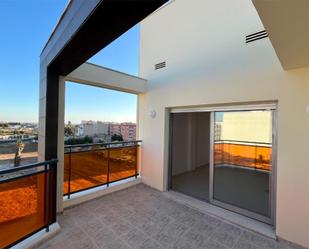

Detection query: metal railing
xmin=64 ymin=140 xmax=141 ymax=198
xmin=0 ymin=159 xmax=57 ymax=249
xmin=215 ymin=139 xmax=271 ymax=147
xmin=214 ymin=140 xmax=272 ymax=171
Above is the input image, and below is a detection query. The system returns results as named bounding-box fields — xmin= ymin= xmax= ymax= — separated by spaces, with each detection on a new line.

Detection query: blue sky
xmin=65 ymin=83 xmax=137 ymax=124
xmin=66 ymin=24 xmax=139 ymax=124
xmin=0 ymin=0 xmax=139 ymax=123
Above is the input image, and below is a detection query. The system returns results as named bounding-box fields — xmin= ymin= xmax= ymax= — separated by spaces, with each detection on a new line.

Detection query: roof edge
xmin=40 ymin=0 xmax=73 ymax=55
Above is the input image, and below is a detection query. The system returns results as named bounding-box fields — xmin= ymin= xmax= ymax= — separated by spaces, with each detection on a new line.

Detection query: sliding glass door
xmin=210 ymin=110 xmax=275 ymax=224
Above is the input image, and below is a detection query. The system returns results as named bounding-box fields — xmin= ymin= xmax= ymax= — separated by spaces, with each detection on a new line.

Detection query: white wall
xmin=138 ymin=0 xmax=309 ymax=247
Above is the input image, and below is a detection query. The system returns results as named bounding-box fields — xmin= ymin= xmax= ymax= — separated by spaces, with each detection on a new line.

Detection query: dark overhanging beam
xmin=45 ymin=69 xmax=59 ymax=160
xmin=49 ymin=0 xmax=168 ymax=75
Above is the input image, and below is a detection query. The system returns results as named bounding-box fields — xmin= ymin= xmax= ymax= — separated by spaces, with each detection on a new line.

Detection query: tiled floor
xmin=38 ymin=184 xmax=298 ymax=249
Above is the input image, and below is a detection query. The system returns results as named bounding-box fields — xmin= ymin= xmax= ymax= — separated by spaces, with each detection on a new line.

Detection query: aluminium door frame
xmin=169 ymin=102 xmax=277 ymax=225
xmin=168 ymin=112 xmax=174 ymax=190
xmin=209 ymin=107 xmax=276 ymax=225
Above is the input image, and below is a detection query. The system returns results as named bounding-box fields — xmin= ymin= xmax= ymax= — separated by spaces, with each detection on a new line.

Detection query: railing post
xmin=68 ymin=147 xmax=72 ymax=199
xmin=221 ymin=142 xmax=224 ymax=164
xmin=107 ymin=145 xmax=110 ymax=187
xmin=135 ymin=142 xmax=138 ymax=179
xmin=255 ymin=145 xmax=257 ymax=171
xmin=45 ymin=160 xmax=57 ymax=229
xmin=44 ymin=163 xmax=50 ymax=232
xmin=228 ymin=143 xmax=231 ymax=165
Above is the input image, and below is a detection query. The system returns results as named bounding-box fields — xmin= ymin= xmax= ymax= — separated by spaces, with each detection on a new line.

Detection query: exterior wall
xmin=139 ymin=0 xmax=309 ymax=247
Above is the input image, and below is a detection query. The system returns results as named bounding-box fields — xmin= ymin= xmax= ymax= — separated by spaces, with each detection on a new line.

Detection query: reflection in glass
xmin=0 ymin=173 xmax=46 ymax=248
xmin=64 ymin=145 xmax=139 ymax=195
xmin=64 ymin=149 xmax=108 ymax=194
xmin=213 ymin=111 xmax=272 ymax=217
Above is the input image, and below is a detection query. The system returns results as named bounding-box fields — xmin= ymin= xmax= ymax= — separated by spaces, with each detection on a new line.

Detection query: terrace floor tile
xmin=37 ymin=184 xmax=299 ymax=249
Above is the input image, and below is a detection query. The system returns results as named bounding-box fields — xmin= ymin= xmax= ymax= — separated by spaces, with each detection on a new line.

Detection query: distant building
xmin=110 ymin=122 xmax=136 ymax=141
xmin=74 ymin=121 xmax=136 ymax=141
xmin=77 ymin=121 xmax=109 ymax=137
xmin=214 ymin=123 xmax=222 ymax=141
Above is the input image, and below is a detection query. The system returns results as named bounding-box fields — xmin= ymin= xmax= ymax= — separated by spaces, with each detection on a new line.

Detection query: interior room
xmin=170 ymin=112 xmax=211 ymax=201
xmin=170 ymin=109 xmax=273 ymax=222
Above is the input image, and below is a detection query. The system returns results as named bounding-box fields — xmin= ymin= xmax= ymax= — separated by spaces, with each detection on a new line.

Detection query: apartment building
xmin=76 ymin=120 xmax=109 ymax=137
xmin=76 ymin=121 xmax=136 ymax=141
xmin=110 ymin=122 xmax=136 ymax=141
xmin=2 ymin=1 xmax=309 ymax=249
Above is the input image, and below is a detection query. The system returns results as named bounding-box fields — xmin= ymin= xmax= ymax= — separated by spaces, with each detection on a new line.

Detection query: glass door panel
xmin=212 ymin=110 xmax=273 ymax=222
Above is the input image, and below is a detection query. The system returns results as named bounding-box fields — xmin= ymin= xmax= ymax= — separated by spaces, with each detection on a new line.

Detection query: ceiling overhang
xmin=66 ymin=62 xmax=147 ymax=94
xmin=252 ymin=0 xmax=309 ymax=70
xmin=42 ymin=0 xmax=168 ymax=75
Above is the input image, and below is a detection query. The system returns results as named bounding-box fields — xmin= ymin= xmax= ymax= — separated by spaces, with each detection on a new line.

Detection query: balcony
xmin=37 ymin=184 xmax=293 ymax=249
xmin=30 ymin=0 xmax=309 ymax=247
xmin=0 ymin=147 xmax=298 ymax=249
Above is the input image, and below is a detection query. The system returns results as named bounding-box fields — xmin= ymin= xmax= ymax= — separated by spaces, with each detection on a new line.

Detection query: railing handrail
xmin=0 ymin=159 xmax=58 ymax=175
xmin=64 ymin=140 xmax=142 ymax=149
xmin=215 ymin=139 xmax=271 ymax=146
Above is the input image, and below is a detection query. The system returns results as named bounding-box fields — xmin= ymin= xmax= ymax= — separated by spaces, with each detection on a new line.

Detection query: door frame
xmin=209 ymin=107 xmax=276 ymax=225
xmin=168 ymin=103 xmax=277 ymax=225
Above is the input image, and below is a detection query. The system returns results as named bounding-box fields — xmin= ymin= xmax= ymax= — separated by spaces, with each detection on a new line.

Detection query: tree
xmin=14 ymin=139 xmax=24 ymax=167
xmin=64 ymin=136 xmax=93 ymax=145
xmin=111 ymin=134 xmax=123 ymax=142
xmin=0 ymin=123 xmax=9 ymax=128
xmin=64 ymin=121 xmax=75 ymax=136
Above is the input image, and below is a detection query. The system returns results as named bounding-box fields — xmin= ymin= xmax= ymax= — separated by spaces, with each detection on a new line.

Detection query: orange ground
xmin=0 ymin=151 xmax=38 ymax=161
